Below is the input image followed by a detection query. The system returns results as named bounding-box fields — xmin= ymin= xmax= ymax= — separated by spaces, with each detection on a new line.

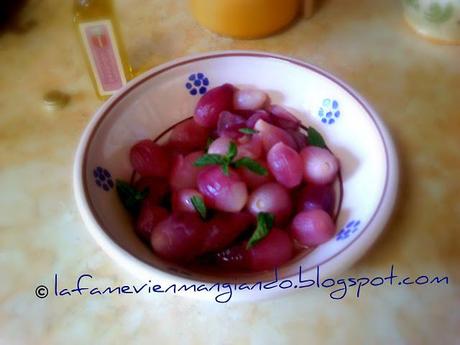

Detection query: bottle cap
xmin=43 ymin=90 xmax=70 ymax=110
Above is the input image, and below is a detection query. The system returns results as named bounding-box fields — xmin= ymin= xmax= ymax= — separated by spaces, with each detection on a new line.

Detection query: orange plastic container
xmin=189 ymin=0 xmax=303 ymax=39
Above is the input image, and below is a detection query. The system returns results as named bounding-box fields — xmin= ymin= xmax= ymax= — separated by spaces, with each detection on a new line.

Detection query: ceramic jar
xmin=403 ymin=0 xmax=460 ymax=44
xmin=189 ymin=0 xmax=315 ymax=39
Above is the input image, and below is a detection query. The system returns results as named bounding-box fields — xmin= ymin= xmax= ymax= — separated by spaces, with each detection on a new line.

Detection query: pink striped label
xmin=81 ymin=21 xmax=126 ymax=95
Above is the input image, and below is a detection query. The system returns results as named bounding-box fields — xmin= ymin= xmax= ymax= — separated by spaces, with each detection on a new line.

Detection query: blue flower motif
xmin=336 ymin=220 xmax=361 ymax=241
xmin=185 ymin=73 xmax=209 ymax=96
xmin=319 ymin=98 xmax=341 ymax=125
xmin=93 ymin=166 xmax=114 ymax=192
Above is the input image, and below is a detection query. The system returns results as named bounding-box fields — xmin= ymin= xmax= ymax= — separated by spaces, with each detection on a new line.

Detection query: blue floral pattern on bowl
xmin=93 ymin=166 xmax=114 ymax=191
xmin=185 ymin=73 xmax=209 ymax=96
xmin=336 ymin=220 xmax=361 ymax=241
xmin=319 ymin=98 xmax=341 ymax=125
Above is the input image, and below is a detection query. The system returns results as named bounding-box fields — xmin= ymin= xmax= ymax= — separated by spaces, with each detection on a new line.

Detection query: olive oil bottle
xmin=73 ymin=0 xmax=133 ymax=99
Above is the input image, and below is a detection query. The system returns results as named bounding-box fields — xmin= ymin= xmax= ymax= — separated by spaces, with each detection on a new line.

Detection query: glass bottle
xmin=73 ymin=0 xmax=133 ymax=99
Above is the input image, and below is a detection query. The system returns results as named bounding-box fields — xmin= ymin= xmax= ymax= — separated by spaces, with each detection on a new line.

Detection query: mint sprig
xmin=194 ymin=154 xmax=226 ymax=167
xmin=226 ymin=141 xmax=237 ymax=162
xmin=190 ymin=195 xmax=207 ymax=220
xmin=116 ymin=180 xmax=149 ymax=215
xmin=247 ymin=212 xmax=275 ymax=249
xmin=193 ymin=142 xmax=236 ymax=175
xmin=307 ymin=127 xmax=327 ymax=148
xmin=194 ymin=141 xmax=267 ymax=176
xmin=238 ymin=128 xmax=259 ymax=135
xmin=233 ymin=157 xmax=267 ymax=176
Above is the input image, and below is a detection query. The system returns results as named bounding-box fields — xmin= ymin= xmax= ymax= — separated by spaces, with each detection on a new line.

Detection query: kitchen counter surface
xmin=1 ymin=0 xmax=459 ymax=344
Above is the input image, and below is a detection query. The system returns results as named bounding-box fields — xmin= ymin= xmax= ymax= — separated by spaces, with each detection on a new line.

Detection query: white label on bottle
xmin=79 ymin=20 xmax=127 ymax=96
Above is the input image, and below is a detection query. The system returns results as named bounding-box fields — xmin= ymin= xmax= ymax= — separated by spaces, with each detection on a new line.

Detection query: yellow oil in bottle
xmin=73 ymin=0 xmax=133 ymax=99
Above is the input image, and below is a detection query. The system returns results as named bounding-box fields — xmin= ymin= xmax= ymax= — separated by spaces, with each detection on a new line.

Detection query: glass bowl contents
xmin=115 ymin=83 xmax=342 ymax=272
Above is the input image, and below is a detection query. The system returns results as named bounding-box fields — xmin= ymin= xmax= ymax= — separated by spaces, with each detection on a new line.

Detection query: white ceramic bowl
xmin=73 ymin=51 xmax=398 ymax=302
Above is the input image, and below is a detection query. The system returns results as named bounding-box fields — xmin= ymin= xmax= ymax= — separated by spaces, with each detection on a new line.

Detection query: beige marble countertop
xmin=1 ymin=0 xmax=460 ymax=344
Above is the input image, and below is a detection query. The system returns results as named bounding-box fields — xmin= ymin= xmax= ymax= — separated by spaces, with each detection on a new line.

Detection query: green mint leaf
xmin=226 ymin=141 xmax=238 ymax=162
xmin=263 ymin=212 xmax=275 ymax=229
xmin=115 ymin=179 xmax=149 ymax=216
xmin=194 ymin=154 xmax=226 ymax=167
xmin=190 ymin=195 xmax=207 ymax=220
xmin=233 ymin=157 xmax=267 ymax=176
xmin=221 ymin=163 xmax=229 ymax=176
xmin=238 ymin=128 xmax=259 ymax=135
xmin=246 ymin=212 xmax=275 ymax=249
xmin=307 ymin=127 xmax=327 ymax=148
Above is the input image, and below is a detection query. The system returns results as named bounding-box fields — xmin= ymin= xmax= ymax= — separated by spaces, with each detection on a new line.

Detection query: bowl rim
xmin=73 ymin=50 xmax=399 ymax=297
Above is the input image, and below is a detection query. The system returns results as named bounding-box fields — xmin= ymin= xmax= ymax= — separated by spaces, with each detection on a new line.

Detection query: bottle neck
xmin=74 ymin=0 xmax=114 ymax=21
